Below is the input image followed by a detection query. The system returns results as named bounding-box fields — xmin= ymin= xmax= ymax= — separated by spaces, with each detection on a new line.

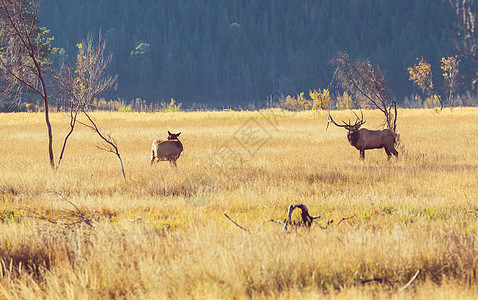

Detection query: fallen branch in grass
xmin=399 ymin=269 xmax=421 ymax=291
xmin=224 ymin=211 xmax=251 ymax=232
xmin=359 ymin=269 xmax=422 ymax=290
xmin=360 ymin=277 xmax=394 ymax=286
xmin=315 ymin=214 xmax=357 ymax=229
xmin=25 ymin=192 xmax=94 ymax=228
xmin=256 ymin=218 xmax=285 ymax=231
xmin=224 ymin=204 xmax=355 ymax=232
xmin=27 ymin=208 xmax=94 ymax=228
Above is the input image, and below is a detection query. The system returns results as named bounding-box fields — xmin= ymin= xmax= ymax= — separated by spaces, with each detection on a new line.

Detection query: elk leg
xmin=391 ymin=148 xmax=398 ymax=157
xmin=168 ymin=157 xmax=177 ymax=167
xmin=360 ymin=149 xmax=365 ymax=160
xmin=385 ymin=148 xmax=392 ymax=159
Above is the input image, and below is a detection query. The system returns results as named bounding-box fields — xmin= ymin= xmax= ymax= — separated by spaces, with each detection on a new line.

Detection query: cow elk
xmin=327 ymin=111 xmax=398 ymax=160
xmin=151 ymin=131 xmax=183 ymax=167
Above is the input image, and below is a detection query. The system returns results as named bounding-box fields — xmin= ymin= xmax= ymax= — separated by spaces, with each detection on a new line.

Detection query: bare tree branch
xmin=25 ymin=191 xmax=94 ymax=228
xmin=334 ymin=214 xmax=357 ymax=227
xmin=224 ymin=212 xmax=251 ymax=232
xmin=255 ymin=219 xmax=285 ymax=231
xmin=331 ymin=51 xmax=397 ymax=131
xmin=399 ymin=269 xmax=421 ymax=291
xmin=360 ymin=277 xmax=394 ymax=285
xmin=55 ymin=108 xmax=78 ymax=170
xmin=82 ymin=108 xmax=125 ymax=180
xmin=51 ymin=33 xmax=122 ymax=177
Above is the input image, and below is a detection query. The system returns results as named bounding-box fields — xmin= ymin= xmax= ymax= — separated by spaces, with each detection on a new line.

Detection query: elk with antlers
xmin=327 ymin=111 xmax=398 ymax=160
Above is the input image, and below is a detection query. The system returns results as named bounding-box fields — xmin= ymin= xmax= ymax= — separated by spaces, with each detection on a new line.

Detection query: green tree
xmin=37 ymin=0 xmax=457 ymax=107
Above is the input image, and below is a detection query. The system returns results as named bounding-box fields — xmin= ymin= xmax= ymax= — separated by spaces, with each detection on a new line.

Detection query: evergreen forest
xmin=38 ymin=0 xmax=460 ymax=107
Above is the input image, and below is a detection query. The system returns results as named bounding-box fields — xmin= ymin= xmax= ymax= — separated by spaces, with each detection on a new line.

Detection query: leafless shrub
xmin=51 ymin=33 xmax=122 ymax=178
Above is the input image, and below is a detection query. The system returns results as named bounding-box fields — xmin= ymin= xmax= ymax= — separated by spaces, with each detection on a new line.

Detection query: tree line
xmin=32 ymin=0 xmax=462 ymax=107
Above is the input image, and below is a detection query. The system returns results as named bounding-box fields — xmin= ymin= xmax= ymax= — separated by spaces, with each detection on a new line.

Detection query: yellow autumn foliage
xmin=310 ymin=89 xmax=332 ymax=110
xmin=408 ymin=57 xmax=433 ymax=91
xmin=441 ymin=56 xmax=459 ymax=80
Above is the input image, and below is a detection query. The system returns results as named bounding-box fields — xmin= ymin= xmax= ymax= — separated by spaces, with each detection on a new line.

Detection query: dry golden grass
xmin=0 ymin=108 xmax=478 ymax=299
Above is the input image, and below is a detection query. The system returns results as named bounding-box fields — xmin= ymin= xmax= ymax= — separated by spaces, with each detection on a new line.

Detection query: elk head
xmin=168 ymin=131 xmax=181 ymax=140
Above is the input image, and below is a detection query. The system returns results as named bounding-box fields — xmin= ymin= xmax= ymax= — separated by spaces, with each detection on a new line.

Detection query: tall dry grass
xmin=0 ymin=108 xmax=477 ymax=299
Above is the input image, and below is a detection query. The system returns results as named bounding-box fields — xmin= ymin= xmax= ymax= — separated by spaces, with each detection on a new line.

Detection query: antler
xmin=327 ymin=110 xmax=366 ymax=131
xmin=352 ymin=109 xmax=366 ymax=129
xmin=327 ymin=111 xmax=349 ymax=130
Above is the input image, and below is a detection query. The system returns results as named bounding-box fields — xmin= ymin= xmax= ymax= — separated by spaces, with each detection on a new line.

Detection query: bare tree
xmin=0 ymin=0 xmax=56 ymax=168
xmin=330 ymin=51 xmax=397 ymax=132
xmin=51 ymin=34 xmax=123 ymax=178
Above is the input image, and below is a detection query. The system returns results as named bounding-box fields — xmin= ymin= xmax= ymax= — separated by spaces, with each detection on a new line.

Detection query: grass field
xmin=0 ymin=108 xmax=478 ymax=299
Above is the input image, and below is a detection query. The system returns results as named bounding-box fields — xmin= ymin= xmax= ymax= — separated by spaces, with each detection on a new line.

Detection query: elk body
xmin=151 ymin=131 xmax=183 ymax=167
xmin=328 ymin=111 xmax=398 ymax=160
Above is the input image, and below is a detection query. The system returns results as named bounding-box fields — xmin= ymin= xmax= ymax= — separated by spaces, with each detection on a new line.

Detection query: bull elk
xmin=151 ymin=131 xmax=183 ymax=167
xmin=327 ymin=111 xmax=398 ymax=160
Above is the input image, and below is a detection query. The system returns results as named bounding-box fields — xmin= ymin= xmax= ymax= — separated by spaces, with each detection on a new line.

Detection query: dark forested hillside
xmin=38 ymin=0 xmax=457 ymax=107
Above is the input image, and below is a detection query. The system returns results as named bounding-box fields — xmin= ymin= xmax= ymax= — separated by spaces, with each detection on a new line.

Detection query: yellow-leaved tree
xmin=408 ymin=58 xmax=443 ymax=109
xmin=310 ymin=89 xmax=332 ymax=110
xmin=441 ymin=56 xmax=459 ymax=108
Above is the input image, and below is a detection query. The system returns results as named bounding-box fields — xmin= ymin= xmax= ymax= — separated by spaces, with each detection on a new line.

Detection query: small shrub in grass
xmin=118 ymin=105 xmax=135 ymax=112
xmin=280 ymin=93 xmax=312 ymax=111
xmin=159 ymin=98 xmax=182 ymax=112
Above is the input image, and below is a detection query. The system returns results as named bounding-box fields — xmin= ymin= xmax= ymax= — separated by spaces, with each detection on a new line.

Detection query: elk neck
xmin=347 ymin=130 xmax=359 ymax=147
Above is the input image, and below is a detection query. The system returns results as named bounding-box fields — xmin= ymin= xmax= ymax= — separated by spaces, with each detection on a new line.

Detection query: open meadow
xmin=0 ymin=108 xmax=478 ymax=299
